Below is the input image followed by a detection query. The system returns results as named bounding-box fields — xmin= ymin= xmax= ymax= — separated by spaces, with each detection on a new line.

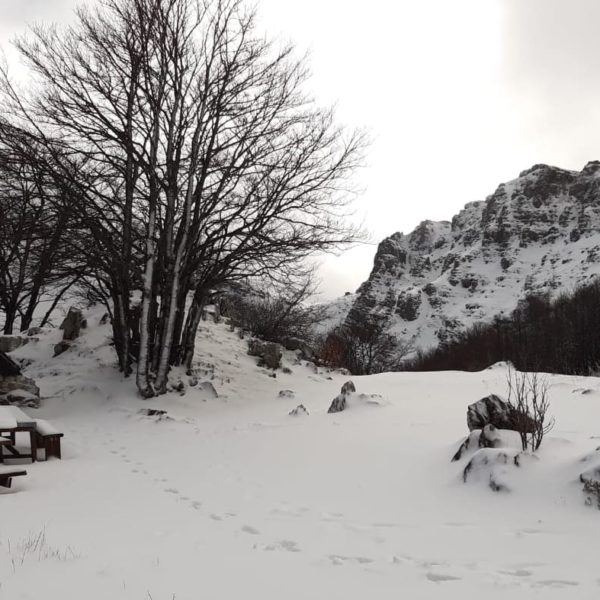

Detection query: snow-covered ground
xmin=2 ymin=310 xmax=600 ymax=598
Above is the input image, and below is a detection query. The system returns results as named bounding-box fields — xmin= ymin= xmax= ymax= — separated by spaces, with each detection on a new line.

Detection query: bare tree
xmin=1 ymin=0 xmax=366 ymax=396
xmin=0 ymin=123 xmax=84 ymax=333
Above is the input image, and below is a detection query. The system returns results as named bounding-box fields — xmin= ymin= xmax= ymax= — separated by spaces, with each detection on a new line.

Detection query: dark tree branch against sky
xmin=3 ymin=0 xmax=600 ymax=298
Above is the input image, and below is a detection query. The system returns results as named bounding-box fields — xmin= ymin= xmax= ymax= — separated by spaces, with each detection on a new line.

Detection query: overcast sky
xmin=2 ymin=0 xmax=600 ymax=299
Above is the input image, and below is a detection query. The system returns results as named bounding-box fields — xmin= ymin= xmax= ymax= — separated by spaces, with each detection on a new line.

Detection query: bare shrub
xmin=506 ymin=366 xmax=555 ymax=452
xmin=225 ymin=277 xmax=322 ymax=346
xmin=318 ymin=320 xmax=412 ymax=375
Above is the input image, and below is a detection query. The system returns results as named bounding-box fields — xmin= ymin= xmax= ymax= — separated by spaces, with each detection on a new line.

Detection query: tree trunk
xmin=181 ymin=290 xmax=206 ymax=372
xmin=136 ymin=209 xmax=157 ymax=398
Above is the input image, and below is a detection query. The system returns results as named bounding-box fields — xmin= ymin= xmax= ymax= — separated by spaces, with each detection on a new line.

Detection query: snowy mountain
xmin=335 ymin=161 xmax=600 ymax=349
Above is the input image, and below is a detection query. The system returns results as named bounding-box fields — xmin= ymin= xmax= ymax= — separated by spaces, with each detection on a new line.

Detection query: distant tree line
xmin=0 ymin=0 xmax=366 ymax=396
xmin=406 ymin=279 xmax=600 ymax=375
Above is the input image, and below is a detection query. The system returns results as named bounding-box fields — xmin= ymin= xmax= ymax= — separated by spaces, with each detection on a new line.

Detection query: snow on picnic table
xmin=1 ymin=316 xmax=600 ymax=599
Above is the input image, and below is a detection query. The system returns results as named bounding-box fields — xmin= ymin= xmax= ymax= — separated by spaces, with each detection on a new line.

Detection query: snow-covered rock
xmin=580 ymin=448 xmax=600 ymax=508
xmin=0 ymin=335 xmax=32 ymax=353
xmin=467 ymin=394 xmax=514 ymax=431
xmin=451 ymin=425 xmax=522 ymax=462
xmin=288 ymin=404 xmax=309 ymax=416
xmin=327 ymin=380 xmax=358 ymax=413
xmin=462 ymin=448 xmax=535 ymax=492
xmin=247 ymin=339 xmax=282 ymax=369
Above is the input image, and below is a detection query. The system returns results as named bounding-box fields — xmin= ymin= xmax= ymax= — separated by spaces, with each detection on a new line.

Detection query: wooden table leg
xmin=29 ymin=429 xmax=37 ymax=463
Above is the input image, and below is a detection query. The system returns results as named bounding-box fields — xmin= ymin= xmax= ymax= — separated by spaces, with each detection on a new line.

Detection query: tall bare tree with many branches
xmin=1 ymin=0 xmax=366 ymax=396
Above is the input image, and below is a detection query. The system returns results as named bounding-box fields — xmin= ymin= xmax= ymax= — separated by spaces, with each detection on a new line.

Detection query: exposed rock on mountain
xmin=337 ymin=162 xmax=600 ymax=349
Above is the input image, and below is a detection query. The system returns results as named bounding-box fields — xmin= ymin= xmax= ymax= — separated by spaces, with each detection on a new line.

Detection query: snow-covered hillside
xmin=334 ymin=161 xmax=600 ymax=349
xmin=2 ymin=311 xmax=600 ymax=598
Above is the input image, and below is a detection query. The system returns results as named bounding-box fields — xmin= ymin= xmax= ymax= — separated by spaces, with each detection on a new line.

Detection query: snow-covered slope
xmin=2 ymin=312 xmax=600 ymax=598
xmin=338 ymin=161 xmax=600 ymax=349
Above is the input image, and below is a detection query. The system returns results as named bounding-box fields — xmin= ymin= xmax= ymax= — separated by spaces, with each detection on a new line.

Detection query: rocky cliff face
xmin=338 ymin=161 xmax=600 ymax=349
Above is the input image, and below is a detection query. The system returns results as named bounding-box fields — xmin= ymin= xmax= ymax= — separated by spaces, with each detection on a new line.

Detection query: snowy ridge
xmin=337 ymin=161 xmax=600 ymax=348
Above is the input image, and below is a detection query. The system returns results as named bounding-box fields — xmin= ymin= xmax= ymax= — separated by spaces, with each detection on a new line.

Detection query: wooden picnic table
xmin=0 ymin=406 xmax=37 ymax=463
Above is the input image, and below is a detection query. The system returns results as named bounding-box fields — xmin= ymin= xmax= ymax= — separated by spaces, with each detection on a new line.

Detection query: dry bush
xmin=225 ymin=278 xmax=322 ymax=346
xmin=318 ymin=321 xmax=412 ymax=375
xmin=506 ymin=366 xmax=555 ymax=452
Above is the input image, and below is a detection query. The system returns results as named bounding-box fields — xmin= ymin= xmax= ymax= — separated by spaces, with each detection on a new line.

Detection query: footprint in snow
xmin=190 ymin=500 xmax=202 ymax=510
xmin=426 ymin=573 xmax=462 ymax=583
xmin=164 ymin=487 xmax=179 ymax=494
xmin=255 ymin=540 xmax=300 ymax=553
xmin=328 ymin=555 xmax=374 ymax=566
xmin=241 ymin=525 xmax=260 ymax=535
xmin=500 ymin=569 xmax=532 ymax=578
xmin=535 ymin=580 xmax=579 ymax=588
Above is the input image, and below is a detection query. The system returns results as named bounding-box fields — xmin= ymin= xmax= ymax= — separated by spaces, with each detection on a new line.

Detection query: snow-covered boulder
xmin=280 ymin=337 xmax=314 ymax=361
xmin=0 ymin=336 xmax=29 ymax=353
xmin=328 ymin=380 xmax=356 ymax=413
xmin=54 ymin=307 xmax=86 ymax=356
xmin=60 ymin=307 xmax=86 ymax=340
xmin=462 ymin=448 xmax=535 ymax=492
xmin=328 ymin=381 xmax=384 ymax=414
xmin=452 ymin=430 xmax=482 ymax=462
xmin=247 ymin=339 xmax=282 ymax=369
xmin=289 ymin=404 xmax=309 ymax=416
xmin=341 ymin=380 xmax=356 ymax=395
xmin=197 ymin=381 xmax=218 ymax=399
xmin=479 ymin=424 xmax=522 ymax=450
xmin=0 ymin=352 xmax=40 ymax=408
xmin=467 ymin=394 xmax=516 ymax=431
xmin=0 ymin=389 xmax=39 ymax=409
xmin=580 ymin=448 xmax=600 ymax=508
xmin=452 ymin=425 xmax=522 ymax=461
xmin=328 ymin=393 xmax=346 ymax=413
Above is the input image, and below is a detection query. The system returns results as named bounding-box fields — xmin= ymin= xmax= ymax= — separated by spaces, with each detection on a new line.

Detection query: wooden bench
xmin=0 ymin=466 xmax=27 ymax=488
xmin=34 ymin=420 xmax=63 ymax=460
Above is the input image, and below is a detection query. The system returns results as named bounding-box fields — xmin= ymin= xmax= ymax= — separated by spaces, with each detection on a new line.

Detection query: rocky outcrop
xmin=280 ymin=337 xmax=314 ymax=361
xmin=289 ymin=404 xmax=309 ymax=416
xmin=328 ymin=380 xmax=357 ymax=414
xmin=54 ymin=307 xmax=86 ymax=356
xmin=0 ymin=335 xmax=38 ymax=354
xmin=247 ymin=339 xmax=282 ymax=369
xmin=328 ymin=393 xmax=346 ymax=414
xmin=467 ymin=395 xmax=514 ymax=431
xmin=330 ymin=162 xmax=600 ymax=352
xmin=0 ymin=351 xmax=40 ymax=408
